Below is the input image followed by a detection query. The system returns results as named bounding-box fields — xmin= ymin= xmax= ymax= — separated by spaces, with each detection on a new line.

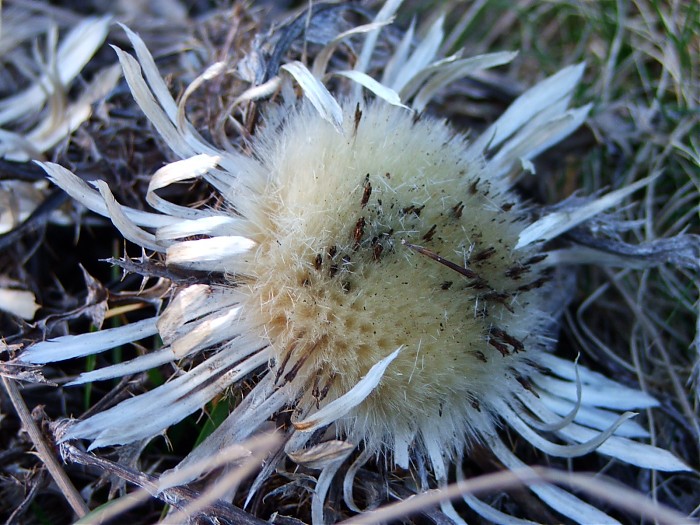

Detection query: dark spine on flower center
xmin=353 ymin=217 xmax=366 ymax=249
xmin=472 ymin=246 xmax=496 ymax=262
xmin=361 ymin=175 xmax=372 ymax=208
xmin=488 ymin=327 xmax=525 ymax=356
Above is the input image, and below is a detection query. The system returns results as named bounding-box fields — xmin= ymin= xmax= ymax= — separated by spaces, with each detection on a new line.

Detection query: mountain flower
xmin=20 ymin=3 xmax=689 ymax=523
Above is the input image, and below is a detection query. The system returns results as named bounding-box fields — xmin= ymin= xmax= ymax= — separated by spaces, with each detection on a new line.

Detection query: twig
xmin=568 ymin=229 xmax=700 ymax=271
xmin=4 ymin=470 xmax=46 ymax=525
xmin=60 ymin=441 xmax=267 ymax=525
xmin=104 ymin=256 xmax=213 ymax=285
xmin=1 ymin=376 xmax=89 ymax=518
xmin=342 ymin=466 xmax=694 ymax=525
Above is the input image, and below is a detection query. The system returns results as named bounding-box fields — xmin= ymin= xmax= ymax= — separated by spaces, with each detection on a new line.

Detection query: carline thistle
xmin=21 ymin=4 xmax=690 ymax=524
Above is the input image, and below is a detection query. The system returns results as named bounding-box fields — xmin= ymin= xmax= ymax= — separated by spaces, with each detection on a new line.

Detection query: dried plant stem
xmin=1 ymin=376 xmax=89 ymax=518
xmin=605 ymin=268 xmax=700 ymax=444
xmin=5 ymin=470 xmax=46 ymax=524
xmin=60 ymin=441 xmax=268 ymax=525
xmin=342 ymin=467 xmax=693 ymax=525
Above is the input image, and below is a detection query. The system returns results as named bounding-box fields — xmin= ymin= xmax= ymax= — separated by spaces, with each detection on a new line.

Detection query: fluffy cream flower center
xmin=242 ymin=102 xmax=551 ymax=448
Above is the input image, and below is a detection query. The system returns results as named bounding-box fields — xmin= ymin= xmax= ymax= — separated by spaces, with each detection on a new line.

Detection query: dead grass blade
xmin=342 ymin=466 xmax=694 ymax=525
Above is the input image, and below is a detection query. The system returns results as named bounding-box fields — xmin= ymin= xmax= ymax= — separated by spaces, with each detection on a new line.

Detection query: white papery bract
xmin=21 ymin=4 xmax=689 ymax=524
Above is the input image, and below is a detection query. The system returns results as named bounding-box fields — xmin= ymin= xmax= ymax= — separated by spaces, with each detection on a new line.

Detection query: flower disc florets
xmin=242 ymin=100 xmax=551 ymax=457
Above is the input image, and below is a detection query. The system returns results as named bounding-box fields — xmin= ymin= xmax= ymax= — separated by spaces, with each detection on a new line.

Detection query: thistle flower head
xmin=233 ymin=97 xmax=556 ymax=463
xmin=20 ymin=4 xmax=690 ymax=523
